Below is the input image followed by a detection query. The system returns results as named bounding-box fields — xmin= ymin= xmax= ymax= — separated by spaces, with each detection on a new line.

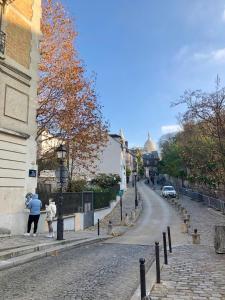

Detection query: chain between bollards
xmin=163 ymin=232 xmax=168 ymax=265
xmin=97 ymin=218 xmax=100 ymax=236
xmin=167 ymin=226 xmax=172 ymax=253
xmin=139 ymin=258 xmax=146 ymax=299
xmin=155 ymin=242 xmax=160 ymax=284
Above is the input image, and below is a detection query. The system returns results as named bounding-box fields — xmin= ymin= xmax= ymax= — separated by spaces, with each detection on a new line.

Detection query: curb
xmin=0 ymin=236 xmax=111 ymax=271
xmin=0 ymin=237 xmax=88 ymax=260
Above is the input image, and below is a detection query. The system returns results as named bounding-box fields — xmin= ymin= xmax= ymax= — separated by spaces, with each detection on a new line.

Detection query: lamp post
xmin=56 ymin=144 xmax=67 ymax=240
xmin=133 ymin=170 xmax=138 ymax=208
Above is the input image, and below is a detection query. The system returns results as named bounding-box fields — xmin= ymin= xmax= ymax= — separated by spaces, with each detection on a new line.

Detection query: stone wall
xmin=0 ymin=0 xmax=41 ymax=234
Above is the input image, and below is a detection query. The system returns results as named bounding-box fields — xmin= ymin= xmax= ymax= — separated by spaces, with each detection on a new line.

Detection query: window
xmin=0 ymin=0 xmax=13 ymax=55
xmin=0 ymin=1 xmax=5 ymax=55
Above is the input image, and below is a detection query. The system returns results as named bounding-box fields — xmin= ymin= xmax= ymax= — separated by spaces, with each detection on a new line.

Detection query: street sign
xmin=29 ymin=169 xmax=37 ymax=177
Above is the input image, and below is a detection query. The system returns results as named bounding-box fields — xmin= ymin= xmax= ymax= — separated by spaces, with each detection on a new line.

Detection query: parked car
xmin=161 ymin=186 xmax=177 ymax=198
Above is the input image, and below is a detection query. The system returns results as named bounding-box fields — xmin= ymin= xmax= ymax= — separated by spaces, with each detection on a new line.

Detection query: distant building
xmin=0 ymin=0 xmax=41 ymax=234
xmin=95 ymin=131 xmax=127 ymax=191
xmin=142 ymin=133 xmax=159 ymax=183
xmin=143 ymin=132 xmax=157 ymax=153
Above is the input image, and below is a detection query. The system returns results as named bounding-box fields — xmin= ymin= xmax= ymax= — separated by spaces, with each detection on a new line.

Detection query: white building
xmin=95 ymin=133 xmax=127 ymax=191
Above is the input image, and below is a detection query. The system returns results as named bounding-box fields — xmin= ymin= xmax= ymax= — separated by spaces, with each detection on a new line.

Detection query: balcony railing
xmin=0 ymin=30 xmax=6 ymax=55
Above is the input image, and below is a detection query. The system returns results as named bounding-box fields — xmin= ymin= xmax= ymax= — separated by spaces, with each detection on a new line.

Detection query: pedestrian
xmin=25 ymin=192 xmax=33 ymax=207
xmin=24 ymin=194 xmax=42 ymax=237
xmin=45 ymin=198 xmax=57 ymax=238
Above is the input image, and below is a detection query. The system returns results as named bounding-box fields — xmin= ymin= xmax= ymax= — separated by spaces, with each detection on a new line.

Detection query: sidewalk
xmin=87 ymin=184 xmax=142 ymax=235
xmin=0 ymin=185 xmax=141 ymax=270
xmin=150 ymin=189 xmax=225 ymax=300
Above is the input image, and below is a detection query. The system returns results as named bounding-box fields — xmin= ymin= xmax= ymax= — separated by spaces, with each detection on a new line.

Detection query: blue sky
xmin=62 ymin=0 xmax=225 ymax=148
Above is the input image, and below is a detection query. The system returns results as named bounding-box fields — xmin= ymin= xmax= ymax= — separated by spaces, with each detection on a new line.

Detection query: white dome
xmin=144 ymin=133 xmax=156 ymax=153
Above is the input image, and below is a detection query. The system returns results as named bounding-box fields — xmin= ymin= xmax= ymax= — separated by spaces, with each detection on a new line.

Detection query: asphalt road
xmin=0 ymin=183 xmax=184 ymax=300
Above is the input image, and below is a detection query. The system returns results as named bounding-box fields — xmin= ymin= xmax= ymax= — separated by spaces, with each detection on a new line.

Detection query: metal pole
xmin=139 ymin=258 xmax=146 ymax=299
xmin=97 ymin=218 xmax=100 ymax=236
xmin=167 ymin=226 xmax=172 ymax=253
xmin=163 ymin=232 xmax=168 ymax=264
xmin=135 ymin=175 xmax=138 ymax=208
xmin=155 ymin=242 xmax=160 ymax=283
xmin=57 ymin=159 xmax=64 ymax=240
xmin=120 ymin=196 xmax=123 ymax=222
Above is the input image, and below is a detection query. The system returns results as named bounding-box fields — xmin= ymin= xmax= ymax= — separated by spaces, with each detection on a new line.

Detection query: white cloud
xmin=193 ymin=48 xmax=225 ymax=63
xmin=161 ymin=125 xmax=182 ymax=135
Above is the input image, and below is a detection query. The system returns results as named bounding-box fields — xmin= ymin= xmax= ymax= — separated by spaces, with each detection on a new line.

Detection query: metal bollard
xmin=163 ymin=232 xmax=168 ymax=265
xmin=155 ymin=242 xmax=160 ymax=283
xmin=97 ymin=219 xmax=100 ymax=236
xmin=139 ymin=258 xmax=146 ymax=299
xmin=167 ymin=226 xmax=172 ymax=253
xmin=120 ymin=196 xmax=123 ymax=222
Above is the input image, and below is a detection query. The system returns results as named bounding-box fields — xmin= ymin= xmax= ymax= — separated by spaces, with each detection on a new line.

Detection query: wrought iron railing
xmin=178 ymin=187 xmax=225 ymax=214
xmin=0 ymin=30 xmax=6 ymax=55
xmin=38 ymin=188 xmax=119 ymax=215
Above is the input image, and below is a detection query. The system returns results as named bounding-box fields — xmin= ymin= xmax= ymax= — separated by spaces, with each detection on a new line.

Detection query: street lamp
xmin=133 ymin=170 xmax=138 ymax=208
xmin=56 ymin=144 xmax=67 ymax=240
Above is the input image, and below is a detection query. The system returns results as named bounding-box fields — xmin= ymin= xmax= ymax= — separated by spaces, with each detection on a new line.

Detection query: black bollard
xmin=155 ymin=242 xmax=160 ymax=283
xmin=167 ymin=226 xmax=172 ymax=253
xmin=139 ymin=258 xmax=146 ymax=299
xmin=163 ymin=232 xmax=168 ymax=265
xmin=97 ymin=219 xmax=100 ymax=236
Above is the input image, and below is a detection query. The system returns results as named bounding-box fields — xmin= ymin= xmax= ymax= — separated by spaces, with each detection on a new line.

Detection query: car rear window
xmin=164 ymin=187 xmax=174 ymax=191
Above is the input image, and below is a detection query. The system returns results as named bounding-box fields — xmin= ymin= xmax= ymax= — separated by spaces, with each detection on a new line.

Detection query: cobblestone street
xmin=0 ymin=183 xmax=182 ymax=299
xmin=0 ymin=242 xmax=154 ymax=300
xmin=150 ymin=245 xmax=225 ymax=300
xmin=87 ymin=184 xmax=142 ymax=234
xmin=178 ymin=194 xmax=225 ymax=246
xmin=150 ymin=187 xmax=225 ymax=300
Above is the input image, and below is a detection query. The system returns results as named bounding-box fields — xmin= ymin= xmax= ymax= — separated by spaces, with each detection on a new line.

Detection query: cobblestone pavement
xmin=154 ymin=187 xmax=225 ymax=246
xmin=177 ymin=193 xmax=225 ymax=246
xmin=0 ymin=231 xmax=98 ymax=252
xmin=87 ymin=184 xmax=142 ymax=234
xmin=150 ymin=245 xmax=225 ymax=300
xmin=0 ymin=242 xmax=154 ymax=300
xmin=0 ymin=185 xmax=149 ymax=300
xmin=150 ymin=186 xmax=225 ymax=300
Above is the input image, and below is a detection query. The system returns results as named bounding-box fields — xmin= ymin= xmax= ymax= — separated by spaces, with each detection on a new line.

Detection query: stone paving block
xmin=151 ymin=189 xmax=225 ymax=300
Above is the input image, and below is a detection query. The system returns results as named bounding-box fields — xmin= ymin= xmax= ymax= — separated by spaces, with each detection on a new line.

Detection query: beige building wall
xmin=0 ymin=0 xmax=41 ymax=234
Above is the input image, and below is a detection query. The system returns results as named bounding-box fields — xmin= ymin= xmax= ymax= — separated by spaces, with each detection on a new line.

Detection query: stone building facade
xmin=0 ymin=0 xmax=41 ymax=234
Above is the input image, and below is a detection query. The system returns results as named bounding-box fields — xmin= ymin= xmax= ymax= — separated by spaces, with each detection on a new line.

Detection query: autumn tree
xmin=162 ymin=78 xmax=225 ymax=196
xmin=38 ymin=0 xmax=108 ymax=182
xmin=159 ymin=137 xmax=186 ymax=181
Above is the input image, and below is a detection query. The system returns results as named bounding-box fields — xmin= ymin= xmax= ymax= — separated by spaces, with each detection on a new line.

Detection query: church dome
xmin=144 ymin=133 xmax=156 ymax=153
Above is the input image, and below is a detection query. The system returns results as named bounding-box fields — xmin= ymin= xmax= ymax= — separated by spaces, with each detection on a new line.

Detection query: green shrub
xmin=67 ymin=179 xmax=87 ymax=192
xmin=91 ymin=173 xmax=121 ymax=189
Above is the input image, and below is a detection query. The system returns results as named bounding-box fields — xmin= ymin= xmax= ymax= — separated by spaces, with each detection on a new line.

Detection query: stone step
xmin=0 ymin=236 xmax=109 ymax=271
xmin=0 ymin=237 xmax=88 ymax=261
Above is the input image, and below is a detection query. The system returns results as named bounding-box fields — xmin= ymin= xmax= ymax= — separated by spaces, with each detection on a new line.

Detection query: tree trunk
xmin=214 ymin=225 xmax=225 ymax=254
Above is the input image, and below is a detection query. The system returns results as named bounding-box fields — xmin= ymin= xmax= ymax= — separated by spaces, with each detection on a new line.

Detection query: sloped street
xmin=0 ymin=182 xmax=182 ymax=300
